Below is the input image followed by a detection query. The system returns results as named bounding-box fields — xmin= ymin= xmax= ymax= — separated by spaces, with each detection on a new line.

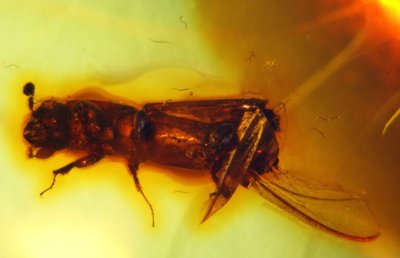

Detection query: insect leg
xmin=128 ymin=161 xmax=155 ymax=227
xmin=202 ymin=109 xmax=267 ymax=223
xmin=40 ymin=151 xmax=105 ymax=196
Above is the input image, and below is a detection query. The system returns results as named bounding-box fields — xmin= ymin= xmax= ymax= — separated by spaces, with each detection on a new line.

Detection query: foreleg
xmin=40 ymin=151 xmax=105 ymax=196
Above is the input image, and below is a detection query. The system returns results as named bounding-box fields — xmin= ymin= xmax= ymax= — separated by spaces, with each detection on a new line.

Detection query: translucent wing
xmin=251 ymin=168 xmax=380 ymax=241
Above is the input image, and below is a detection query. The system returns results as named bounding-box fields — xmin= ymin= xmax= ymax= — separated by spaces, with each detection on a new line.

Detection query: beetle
xmin=22 ymin=82 xmax=380 ymax=241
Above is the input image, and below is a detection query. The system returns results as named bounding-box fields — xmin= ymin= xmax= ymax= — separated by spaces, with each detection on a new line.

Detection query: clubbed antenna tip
xmin=23 ymin=82 xmax=35 ymax=96
xmin=23 ymin=82 xmax=35 ymax=111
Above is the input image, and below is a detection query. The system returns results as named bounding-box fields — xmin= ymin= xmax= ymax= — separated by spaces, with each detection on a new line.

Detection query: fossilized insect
xmin=22 ymin=83 xmax=380 ymax=240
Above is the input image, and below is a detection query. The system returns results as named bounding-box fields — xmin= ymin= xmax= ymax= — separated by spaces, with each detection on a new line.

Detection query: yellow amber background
xmin=0 ymin=0 xmax=399 ymax=257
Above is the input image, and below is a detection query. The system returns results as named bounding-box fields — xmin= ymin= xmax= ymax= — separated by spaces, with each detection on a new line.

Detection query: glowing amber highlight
xmin=379 ymin=0 xmax=400 ymax=20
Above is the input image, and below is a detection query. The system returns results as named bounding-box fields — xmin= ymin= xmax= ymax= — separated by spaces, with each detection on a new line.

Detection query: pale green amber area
xmin=0 ymin=1 xmax=399 ymax=257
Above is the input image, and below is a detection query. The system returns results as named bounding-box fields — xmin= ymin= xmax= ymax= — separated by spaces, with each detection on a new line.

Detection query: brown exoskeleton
xmin=22 ymin=82 xmax=380 ymax=241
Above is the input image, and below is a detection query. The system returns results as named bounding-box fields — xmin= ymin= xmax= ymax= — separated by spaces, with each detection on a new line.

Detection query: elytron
xmin=22 ymin=82 xmax=379 ymax=241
